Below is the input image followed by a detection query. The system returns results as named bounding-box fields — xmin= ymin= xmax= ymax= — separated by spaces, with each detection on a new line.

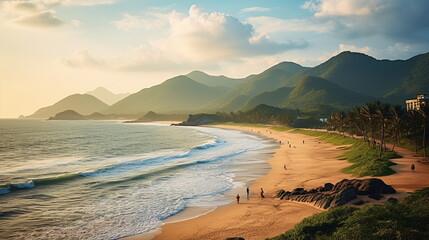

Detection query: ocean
xmin=0 ymin=119 xmax=275 ymax=240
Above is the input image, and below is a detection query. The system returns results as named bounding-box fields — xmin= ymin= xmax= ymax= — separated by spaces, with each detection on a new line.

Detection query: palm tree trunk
xmin=423 ymin=124 xmax=427 ymax=157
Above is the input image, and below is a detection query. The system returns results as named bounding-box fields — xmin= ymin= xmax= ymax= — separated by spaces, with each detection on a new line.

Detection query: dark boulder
xmin=352 ymin=178 xmax=396 ymax=195
xmin=291 ymin=188 xmax=305 ymax=195
xmin=323 ymin=183 xmax=334 ymax=191
xmin=331 ymin=185 xmax=357 ymax=208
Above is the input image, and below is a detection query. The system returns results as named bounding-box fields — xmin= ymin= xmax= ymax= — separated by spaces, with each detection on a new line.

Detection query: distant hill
xmin=202 ymin=62 xmax=309 ymax=111
xmin=103 ymin=75 xmax=227 ymax=116
xmin=186 ymin=71 xmax=245 ymax=89
xmin=240 ymin=76 xmax=370 ymax=110
xmin=286 ymin=51 xmax=429 ymax=102
xmin=28 ymin=94 xmax=109 ymax=119
xmin=48 ymin=110 xmax=86 ymax=120
xmin=203 ymin=51 xmax=429 ymax=111
xmin=49 ymin=110 xmax=113 ymax=120
xmin=86 ymin=87 xmax=130 ymax=105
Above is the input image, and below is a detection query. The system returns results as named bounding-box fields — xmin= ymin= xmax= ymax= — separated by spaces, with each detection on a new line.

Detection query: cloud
xmin=112 ymin=13 xmax=169 ymax=31
xmin=165 ymin=5 xmax=307 ymax=62
xmin=74 ymin=4 xmax=307 ymax=72
xmin=40 ymin=0 xmax=116 ymax=6
xmin=0 ymin=0 xmax=116 ymax=29
xmin=247 ymin=16 xmax=332 ymax=33
xmin=13 ymin=10 xmax=64 ymax=28
xmin=302 ymin=0 xmax=429 ymax=41
xmin=59 ymin=50 xmax=106 ymax=68
xmin=241 ymin=7 xmax=270 ymax=13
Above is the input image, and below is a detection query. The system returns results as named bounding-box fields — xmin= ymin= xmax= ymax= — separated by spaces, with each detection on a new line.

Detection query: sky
xmin=1 ymin=0 xmax=429 ymax=118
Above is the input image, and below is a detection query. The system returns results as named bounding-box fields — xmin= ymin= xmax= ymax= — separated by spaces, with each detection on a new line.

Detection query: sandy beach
xmin=124 ymin=124 xmax=429 ymax=240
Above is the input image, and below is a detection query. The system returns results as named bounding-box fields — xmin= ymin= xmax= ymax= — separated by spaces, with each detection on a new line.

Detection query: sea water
xmin=0 ymin=119 xmax=275 ymax=240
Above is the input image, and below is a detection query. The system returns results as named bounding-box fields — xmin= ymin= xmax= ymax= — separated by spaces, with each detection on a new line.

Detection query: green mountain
xmin=186 ymin=71 xmax=245 ymax=89
xmin=48 ymin=110 xmax=113 ymax=120
xmin=203 ymin=62 xmax=309 ymax=111
xmin=242 ymin=76 xmax=369 ymax=110
xmin=103 ymin=75 xmax=227 ymax=116
xmin=286 ymin=51 xmax=429 ymax=102
xmin=28 ymin=94 xmax=109 ymax=119
xmin=86 ymin=87 xmax=130 ymax=105
xmin=205 ymin=51 xmax=429 ymax=112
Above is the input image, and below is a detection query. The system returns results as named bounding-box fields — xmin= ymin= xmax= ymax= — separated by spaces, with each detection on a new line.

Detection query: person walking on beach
xmin=411 ymin=164 xmax=415 ymax=172
xmin=284 ymin=164 xmax=287 ymax=170
xmin=236 ymin=194 xmax=240 ymax=204
xmin=302 ymin=140 xmax=304 ymax=144
xmin=260 ymin=188 xmax=265 ymax=198
xmin=246 ymin=187 xmax=250 ymax=199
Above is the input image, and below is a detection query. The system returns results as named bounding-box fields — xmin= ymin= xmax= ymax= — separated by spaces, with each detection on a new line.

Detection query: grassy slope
xmin=291 ymin=129 xmax=400 ymax=177
xmin=270 ymin=188 xmax=429 ymax=240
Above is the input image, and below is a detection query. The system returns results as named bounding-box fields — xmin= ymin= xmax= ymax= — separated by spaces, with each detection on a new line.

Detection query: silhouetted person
xmin=246 ymin=187 xmax=250 ymax=198
xmin=302 ymin=140 xmax=304 ymax=144
xmin=284 ymin=164 xmax=287 ymax=170
xmin=260 ymin=188 xmax=265 ymax=198
xmin=236 ymin=194 xmax=240 ymax=204
xmin=411 ymin=164 xmax=415 ymax=172
xmin=279 ymin=140 xmax=282 ymax=144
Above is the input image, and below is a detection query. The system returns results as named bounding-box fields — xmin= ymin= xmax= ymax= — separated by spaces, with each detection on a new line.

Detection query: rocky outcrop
xmin=275 ymin=178 xmax=396 ymax=209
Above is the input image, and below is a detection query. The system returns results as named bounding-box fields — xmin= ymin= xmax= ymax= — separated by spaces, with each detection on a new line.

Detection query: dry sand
xmin=124 ymin=125 xmax=429 ymax=240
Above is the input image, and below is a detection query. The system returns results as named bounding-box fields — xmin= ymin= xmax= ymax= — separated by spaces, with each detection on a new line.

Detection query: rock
xmin=291 ymin=188 xmax=305 ymax=195
xmin=368 ymin=193 xmax=384 ymax=200
xmin=276 ymin=178 xmax=396 ymax=209
xmin=352 ymin=178 xmax=396 ymax=195
xmin=275 ymin=189 xmax=285 ymax=198
xmin=332 ymin=178 xmax=395 ymax=195
xmin=387 ymin=197 xmax=398 ymax=204
xmin=331 ymin=185 xmax=357 ymax=208
xmin=323 ymin=183 xmax=334 ymax=191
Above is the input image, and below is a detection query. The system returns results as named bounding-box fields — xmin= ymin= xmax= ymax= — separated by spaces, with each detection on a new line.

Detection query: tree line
xmin=327 ymin=101 xmax=429 ymax=157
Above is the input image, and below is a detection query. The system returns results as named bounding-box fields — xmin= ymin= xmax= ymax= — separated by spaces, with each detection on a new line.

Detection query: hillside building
xmin=406 ymin=94 xmax=429 ymax=111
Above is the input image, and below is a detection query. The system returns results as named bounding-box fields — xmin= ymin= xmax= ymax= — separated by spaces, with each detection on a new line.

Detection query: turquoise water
xmin=0 ymin=119 xmax=274 ymax=239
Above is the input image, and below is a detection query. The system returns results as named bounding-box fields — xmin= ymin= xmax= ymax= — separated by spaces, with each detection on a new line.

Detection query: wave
xmin=96 ymin=149 xmax=246 ymax=187
xmin=0 ymin=173 xmax=83 ymax=196
xmin=81 ymin=138 xmax=221 ymax=178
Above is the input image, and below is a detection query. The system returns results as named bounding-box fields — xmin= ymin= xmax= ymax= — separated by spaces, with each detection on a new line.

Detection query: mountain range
xmin=27 ymin=51 xmax=429 ymax=119
xmin=85 ymin=87 xmax=130 ymax=105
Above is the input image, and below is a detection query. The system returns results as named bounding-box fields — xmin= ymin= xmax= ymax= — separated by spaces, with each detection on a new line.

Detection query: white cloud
xmin=13 ymin=10 xmax=64 ymax=28
xmin=112 ymin=13 xmax=169 ymax=31
xmin=40 ymin=0 xmax=116 ymax=6
xmin=59 ymin=50 xmax=106 ymax=68
xmin=241 ymin=7 xmax=270 ymax=13
xmin=68 ymin=4 xmax=308 ymax=72
xmin=248 ymin=16 xmax=332 ymax=33
xmin=164 ymin=5 xmax=307 ymax=62
xmin=302 ymin=0 xmax=429 ymax=41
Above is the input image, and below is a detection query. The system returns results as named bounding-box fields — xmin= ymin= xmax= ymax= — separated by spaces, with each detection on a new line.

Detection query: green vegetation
xmin=270 ymin=188 xmax=429 ymax=240
xmin=180 ymin=104 xmax=296 ymax=126
xmin=328 ymin=101 xmax=429 ymax=157
xmin=291 ymin=129 xmax=399 ymax=177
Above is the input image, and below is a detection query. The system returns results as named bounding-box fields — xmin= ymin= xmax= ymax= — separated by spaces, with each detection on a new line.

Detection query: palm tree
xmin=363 ymin=102 xmax=379 ymax=149
xmin=374 ymin=101 xmax=392 ymax=155
xmin=389 ymin=105 xmax=406 ymax=151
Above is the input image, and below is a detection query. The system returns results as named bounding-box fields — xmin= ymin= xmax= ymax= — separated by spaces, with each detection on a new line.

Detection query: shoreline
xmin=123 ymin=124 xmax=429 ymax=240
xmin=123 ymin=124 xmax=351 ymax=240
